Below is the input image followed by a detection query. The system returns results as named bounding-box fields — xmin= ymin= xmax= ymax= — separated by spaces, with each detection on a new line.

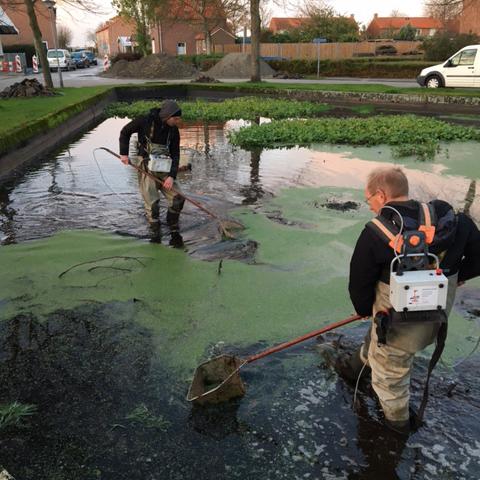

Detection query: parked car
xmin=71 ymin=51 xmax=90 ymax=69
xmin=417 ymin=45 xmax=480 ymax=88
xmin=47 ymin=49 xmax=75 ymax=71
xmin=79 ymin=50 xmax=98 ymax=65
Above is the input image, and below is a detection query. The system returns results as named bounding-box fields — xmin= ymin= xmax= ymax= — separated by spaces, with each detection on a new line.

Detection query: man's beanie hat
xmin=159 ymin=100 xmax=182 ymax=121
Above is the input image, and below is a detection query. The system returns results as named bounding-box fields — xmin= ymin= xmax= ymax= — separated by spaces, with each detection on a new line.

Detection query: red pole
xmin=246 ymin=314 xmax=363 ymax=364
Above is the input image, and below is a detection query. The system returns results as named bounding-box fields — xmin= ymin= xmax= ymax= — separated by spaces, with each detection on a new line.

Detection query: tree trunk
xmin=24 ymin=0 xmax=53 ymax=88
xmin=249 ymin=0 xmax=261 ymax=82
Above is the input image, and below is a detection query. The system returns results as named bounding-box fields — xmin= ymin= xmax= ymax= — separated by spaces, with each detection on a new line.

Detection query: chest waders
xmin=145 ymin=122 xmax=185 ymax=231
xmin=367 ymin=202 xmax=456 ymax=423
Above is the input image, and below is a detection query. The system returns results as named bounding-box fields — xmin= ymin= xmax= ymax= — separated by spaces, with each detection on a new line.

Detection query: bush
xmin=375 ymin=45 xmax=398 ymax=56
xmin=3 ymin=44 xmax=37 ymax=67
xmin=110 ymin=52 xmax=143 ymax=65
xmin=422 ymin=32 xmax=480 ymax=61
xmin=179 ymin=54 xmax=223 ymax=71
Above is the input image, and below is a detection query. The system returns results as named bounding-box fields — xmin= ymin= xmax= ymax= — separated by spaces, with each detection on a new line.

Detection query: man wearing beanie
xmin=119 ymin=99 xmax=185 ymax=246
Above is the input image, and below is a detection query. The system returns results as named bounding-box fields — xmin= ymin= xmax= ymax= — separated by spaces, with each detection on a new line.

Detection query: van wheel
xmin=426 ymin=75 xmax=442 ymax=88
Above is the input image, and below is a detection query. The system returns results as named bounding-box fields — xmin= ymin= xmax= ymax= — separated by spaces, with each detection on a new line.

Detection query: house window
xmin=177 ymin=42 xmax=186 ymax=55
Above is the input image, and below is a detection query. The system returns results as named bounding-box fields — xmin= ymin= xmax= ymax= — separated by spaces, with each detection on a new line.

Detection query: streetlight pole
xmin=43 ymin=0 xmax=63 ymax=88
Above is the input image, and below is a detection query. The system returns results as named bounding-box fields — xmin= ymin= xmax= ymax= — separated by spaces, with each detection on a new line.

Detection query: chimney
xmin=374 ymin=13 xmax=378 ymax=18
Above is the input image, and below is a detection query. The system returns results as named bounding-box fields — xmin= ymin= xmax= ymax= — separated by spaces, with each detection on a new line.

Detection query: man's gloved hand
xmin=120 ymin=155 xmax=129 ymax=165
xmin=163 ymin=176 xmax=174 ymax=190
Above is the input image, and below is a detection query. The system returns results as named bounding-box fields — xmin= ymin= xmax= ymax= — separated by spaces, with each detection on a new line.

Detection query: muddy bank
xmin=1 ymin=305 xmax=479 ymax=479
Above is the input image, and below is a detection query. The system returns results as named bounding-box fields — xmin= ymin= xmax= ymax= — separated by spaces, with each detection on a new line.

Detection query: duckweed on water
xmin=228 ymin=115 xmax=480 ymax=150
xmin=105 ymin=97 xmax=331 ymax=121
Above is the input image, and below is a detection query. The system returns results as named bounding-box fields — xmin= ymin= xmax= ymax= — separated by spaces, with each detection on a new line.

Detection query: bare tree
xmin=1 ymin=0 xmax=104 ymax=87
xmin=423 ymin=0 xmax=467 ymax=22
xmin=170 ymin=0 xmax=248 ymax=54
xmin=86 ymin=28 xmax=98 ymax=49
xmin=57 ymin=24 xmax=72 ymax=48
xmin=250 ymin=0 xmax=260 ymax=81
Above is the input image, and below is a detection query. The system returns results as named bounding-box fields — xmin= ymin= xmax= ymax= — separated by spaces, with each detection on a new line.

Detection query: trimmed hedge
xmin=266 ymin=59 xmax=435 ymax=78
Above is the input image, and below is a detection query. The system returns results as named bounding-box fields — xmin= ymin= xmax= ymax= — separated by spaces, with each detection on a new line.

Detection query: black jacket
xmin=119 ymin=110 xmax=181 ymax=179
xmin=349 ymin=200 xmax=480 ymax=317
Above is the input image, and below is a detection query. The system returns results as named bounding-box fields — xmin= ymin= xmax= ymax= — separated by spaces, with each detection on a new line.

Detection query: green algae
xmin=1 ymin=185 xmax=478 ymax=376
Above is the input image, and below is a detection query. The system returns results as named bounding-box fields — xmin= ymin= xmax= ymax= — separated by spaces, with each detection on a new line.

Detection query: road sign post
xmin=312 ymin=38 xmax=327 ymax=79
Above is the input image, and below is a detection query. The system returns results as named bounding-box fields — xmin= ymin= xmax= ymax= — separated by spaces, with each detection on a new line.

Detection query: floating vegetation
xmin=0 ymin=402 xmax=37 ymax=430
xmin=391 ymin=141 xmax=441 ymax=161
xmin=105 ymin=97 xmax=331 ymax=121
xmin=125 ymin=404 xmax=171 ymax=431
xmin=228 ymin=115 xmax=480 ymax=149
xmin=228 ymin=115 xmax=480 ymax=160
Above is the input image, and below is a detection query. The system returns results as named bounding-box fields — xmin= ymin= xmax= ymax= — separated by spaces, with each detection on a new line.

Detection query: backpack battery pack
xmin=390 ymin=268 xmax=448 ymax=312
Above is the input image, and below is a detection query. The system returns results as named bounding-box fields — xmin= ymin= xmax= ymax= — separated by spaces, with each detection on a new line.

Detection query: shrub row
xmin=266 ymin=59 xmax=434 ymax=78
xmin=178 ymin=54 xmax=224 ymax=71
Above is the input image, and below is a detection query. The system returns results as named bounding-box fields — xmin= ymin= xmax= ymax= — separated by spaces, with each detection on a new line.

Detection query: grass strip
xmin=0 ymin=86 xmax=113 ymax=155
xmin=106 ymin=97 xmax=332 ymax=121
xmin=228 ymin=115 xmax=480 ymax=149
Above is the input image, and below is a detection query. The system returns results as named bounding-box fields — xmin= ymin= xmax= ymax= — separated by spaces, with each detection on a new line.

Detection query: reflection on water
xmin=1 ymin=118 xmax=478 ymax=249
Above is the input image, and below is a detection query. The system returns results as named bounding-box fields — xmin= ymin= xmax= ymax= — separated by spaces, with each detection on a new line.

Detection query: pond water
xmin=0 ymin=118 xmax=479 ymax=479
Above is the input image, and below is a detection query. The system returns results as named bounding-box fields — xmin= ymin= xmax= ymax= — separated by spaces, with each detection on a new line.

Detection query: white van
xmin=47 ymin=49 xmax=75 ymax=71
xmin=417 ymin=45 xmax=480 ymax=88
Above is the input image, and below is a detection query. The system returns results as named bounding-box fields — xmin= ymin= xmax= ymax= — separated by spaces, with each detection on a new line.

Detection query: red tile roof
xmin=269 ymin=17 xmax=309 ymax=33
xmin=370 ymin=16 xmax=442 ymax=30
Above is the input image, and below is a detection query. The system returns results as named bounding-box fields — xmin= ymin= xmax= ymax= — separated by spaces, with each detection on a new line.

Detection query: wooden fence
xmin=214 ymin=41 xmax=422 ymax=60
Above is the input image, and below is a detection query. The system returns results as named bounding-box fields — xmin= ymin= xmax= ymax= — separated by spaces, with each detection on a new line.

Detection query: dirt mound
xmin=205 ymin=53 xmax=276 ymax=78
xmin=103 ymin=54 xmax=198 ymax=79
xmin=1 ymin=78 xmax=57 ymax=98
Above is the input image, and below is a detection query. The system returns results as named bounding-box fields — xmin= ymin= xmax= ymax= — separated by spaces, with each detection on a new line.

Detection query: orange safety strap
xmin=370 ymin=218 xmax=404 ymax=253
xmin=418 ymin=203 xmax=436 ymax=244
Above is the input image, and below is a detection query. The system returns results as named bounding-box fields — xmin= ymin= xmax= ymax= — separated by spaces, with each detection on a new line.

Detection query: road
xmin=0 ymin=63 xmax=419 ymax=89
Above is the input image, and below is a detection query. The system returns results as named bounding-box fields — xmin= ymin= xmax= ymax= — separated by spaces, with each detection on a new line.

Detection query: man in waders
xmin=119 ymin=100 xmax=185 ymax=247
xmin=341 ymin=167 xmax=480 ymax=433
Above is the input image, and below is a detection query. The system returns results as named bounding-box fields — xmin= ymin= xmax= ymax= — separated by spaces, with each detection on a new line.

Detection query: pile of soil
xmin=103 ymin=54 xmax=198 ymax=79
xmin=0 ymin=78 xmax=57 ymax=98
xmin=205 ymin=53 xmax=276 ymax=78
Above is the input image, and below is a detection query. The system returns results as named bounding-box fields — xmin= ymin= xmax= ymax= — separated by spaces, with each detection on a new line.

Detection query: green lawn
xmin=0 ymin=86 xmax=112 ymax=136
xmin=0 ymin=86 xmax=112 ymax=155
xmin=212 ymin=81 xmax=480 ymax=97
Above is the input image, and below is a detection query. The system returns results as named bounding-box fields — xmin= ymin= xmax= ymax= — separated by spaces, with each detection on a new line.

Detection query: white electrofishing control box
xmin=390 ymin=269 xmax=448 ymax=312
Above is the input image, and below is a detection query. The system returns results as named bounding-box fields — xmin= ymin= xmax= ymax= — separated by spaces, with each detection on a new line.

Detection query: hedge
xmin=266 ymin=59 xmax=435 ymax=78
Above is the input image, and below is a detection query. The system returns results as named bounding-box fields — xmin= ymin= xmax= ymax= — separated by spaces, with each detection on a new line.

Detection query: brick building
xmin=98 ymin=4 xmax=236 ymax=57
xmin=366 ymin=14 xmax=443 ymax=38
xmin=0 ymin=0 xmax=54 ymax=49
xmin=96 ymin=16 xmax=136 ymax=57
xmin=458 ymin=0 xmax=480 ymax=35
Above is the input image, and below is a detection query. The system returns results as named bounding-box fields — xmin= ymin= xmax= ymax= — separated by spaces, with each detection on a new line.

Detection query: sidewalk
xmin=0 ymin=65 xmax=419 ymax=90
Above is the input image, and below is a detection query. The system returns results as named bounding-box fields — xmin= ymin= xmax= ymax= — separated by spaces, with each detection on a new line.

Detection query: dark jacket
xmin=349 ymin=200 xmax=480 ymax=317
xmin=119 ymin=109 xmax=180 ymax=179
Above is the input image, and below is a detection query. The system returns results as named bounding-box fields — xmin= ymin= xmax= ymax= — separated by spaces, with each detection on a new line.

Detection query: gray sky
xmin=58 ymin=0 xmax=426 ymax=48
